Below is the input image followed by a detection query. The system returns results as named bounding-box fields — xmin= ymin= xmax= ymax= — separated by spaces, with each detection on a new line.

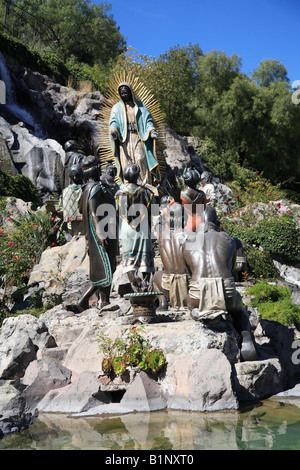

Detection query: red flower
xmin=51 ymin=217 xmax=55 ymax=221
xmin=52 ymin=242 xmax=55 ymax=246
xmin=8 ymin=241 xmax=14 ymax=246
xmin=268 ymin=193 xmax=271 ymax=196
xmin=53 ymin=227 xmax=57 ymax=231
xmin=277 ymin=203 xmax=281 ymax=208
xmin=7 ymin=217 xmax=11 ymax=221
xmin=236 ymin=195 xmax=240 ymax=199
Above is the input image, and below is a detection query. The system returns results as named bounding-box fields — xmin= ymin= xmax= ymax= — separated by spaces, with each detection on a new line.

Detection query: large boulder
xmin=0 ymin=380 xmax=38 ymax=435
xmin=162 ymin=348 xmax=238 ymax=411
xmin=28 ymin=235 xmax=90 ymax=307
xmin=0 ymin=314 xmax=56 ymax=380
xmin=36 ymin=371 xmax=111 ymax=413
xmin=233 ymin=358 xmax=284 ymax=402
xmin=21 ymin=358 xmax=72 ymax=410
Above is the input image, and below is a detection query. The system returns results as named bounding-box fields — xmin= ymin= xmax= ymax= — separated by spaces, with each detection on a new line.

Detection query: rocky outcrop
xmin=0 ymin=290 xmax=299 ymax=434
xmin=0 ymin=117 xmax=65 ymax=197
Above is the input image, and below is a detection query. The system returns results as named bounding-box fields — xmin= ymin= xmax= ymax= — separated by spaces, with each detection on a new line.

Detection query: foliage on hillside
xmin=219 ymin=190 xmax=300 ymax=278
xmin=0 ymin=0 xmax=125 ymax=65
xmin=0 ymin=30 xmax=114 ymax=90
xmin=246 ymin=282 xmax=300 ymax=330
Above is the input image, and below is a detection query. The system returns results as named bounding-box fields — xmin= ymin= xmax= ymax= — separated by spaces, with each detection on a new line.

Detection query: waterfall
xmin=0 ymin=52 xmax=44 ymax=138
xmin=0 ymin=51 xmax=15 ymax=104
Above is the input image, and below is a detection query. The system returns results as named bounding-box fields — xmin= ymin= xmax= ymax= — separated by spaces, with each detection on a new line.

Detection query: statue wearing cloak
xmin=109 ymin=82 xmax=161 ymax=193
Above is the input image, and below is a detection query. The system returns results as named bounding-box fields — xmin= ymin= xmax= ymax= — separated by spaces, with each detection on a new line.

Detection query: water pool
xmin=1 ymin=396 xmax=300 ymax=451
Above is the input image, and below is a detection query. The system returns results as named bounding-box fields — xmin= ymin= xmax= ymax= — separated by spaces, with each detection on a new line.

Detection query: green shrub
xmin=0 ymin=304 xmax=51 ymax=328
xmin=0 ymin=171 xmax=40 ymax=207
xmin=255 ymin=217 xmax=300 ymax=263
xmin=244 ymin=246 xmax=279 ymax=280
xmin=0 ymin=209 xmax=65 ymax=308
xmin=246 ymin=282 xmax=300 ymax=330
xmin=222 ymin=211 xmax=300 ymax=277
xmin=227 ymin=168 xmax=300 ymax=206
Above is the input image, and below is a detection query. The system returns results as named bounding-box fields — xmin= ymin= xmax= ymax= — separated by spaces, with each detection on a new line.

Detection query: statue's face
xmin=119 ymin=86 xmax=132 ymax=102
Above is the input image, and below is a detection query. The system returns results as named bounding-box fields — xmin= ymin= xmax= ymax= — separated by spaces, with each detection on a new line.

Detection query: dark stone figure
xmin=115 ymin=163 xmax=155 ymax=292
xmin=62 ymin=164 xmax=84 ymax=237
xmin=154 ymin=167 xmax=215 ymax=311
xmin=180 ymin=167 xmax=206 ymax=232
xmin=183 ymin=221 xmax=257 ymax=361
xmin=233 ymin=237 xmax=247 ymax=282
xmin=199 ymin=170 xmax=217 ymax=207
xmin=67 ymin=162 xmax=118 ymax=312
xmin=100 ymin=164 xmax=119 ymax=194
xmin=154 ymin=201 xmax=189 ymax=310
xmin=54 ymin=140 xmax=85 ymax=193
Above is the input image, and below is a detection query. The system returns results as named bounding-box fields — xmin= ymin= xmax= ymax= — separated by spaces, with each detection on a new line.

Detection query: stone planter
xmin=124 ymin=292 xmax=162 ymax=324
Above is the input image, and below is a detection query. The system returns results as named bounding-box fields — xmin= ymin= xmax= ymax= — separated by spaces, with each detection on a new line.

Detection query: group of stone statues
xmin=57 ymin=81 xmax=256 ymax=361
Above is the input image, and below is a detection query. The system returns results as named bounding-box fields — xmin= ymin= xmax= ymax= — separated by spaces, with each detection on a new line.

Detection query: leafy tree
xmin=251 ymin=59 xmax=289 ymax=87
xmin=194 ymin=71 xmax=300 ymax=187
xmin=192 ymin=50 xmax=243 ymax=139
xmin=195 ymin=49 xmax=242 ymax=98
xmin=145 ymin=44 xmax=203 ymax=134
xmin=2 ymin=0 xmax=125 ymax=65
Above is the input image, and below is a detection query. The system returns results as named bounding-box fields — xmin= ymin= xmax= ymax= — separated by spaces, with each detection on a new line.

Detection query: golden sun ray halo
xmin=97 ymin=69 xmax=166 ymax=183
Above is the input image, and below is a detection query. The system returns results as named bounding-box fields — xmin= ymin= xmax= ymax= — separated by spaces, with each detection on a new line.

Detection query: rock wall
xmin=1 ymin=251 xmax=300 ymax=434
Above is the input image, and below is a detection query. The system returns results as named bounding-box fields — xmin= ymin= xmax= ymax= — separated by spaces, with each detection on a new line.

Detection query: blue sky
xmin=99 ymin=0 xmax=299 ymax=84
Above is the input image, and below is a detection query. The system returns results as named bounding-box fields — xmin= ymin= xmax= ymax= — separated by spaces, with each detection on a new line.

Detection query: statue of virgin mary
xmin=109 ymin=82 xmax=161 ymax=193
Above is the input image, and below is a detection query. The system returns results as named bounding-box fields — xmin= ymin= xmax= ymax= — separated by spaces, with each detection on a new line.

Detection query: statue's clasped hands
xmin=110 ymin=128 xmax=158 ymax=140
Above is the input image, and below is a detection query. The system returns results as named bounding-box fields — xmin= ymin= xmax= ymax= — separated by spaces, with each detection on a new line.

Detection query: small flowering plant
xmin=98 ymin=326 xmax=166 ymax=377
xmin=0 ymin=208 xmax=65 ymax=310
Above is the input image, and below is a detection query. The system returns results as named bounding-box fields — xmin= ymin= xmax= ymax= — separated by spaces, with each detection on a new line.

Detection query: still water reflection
xmin=1 ymin=397 xmax=300 ymax=450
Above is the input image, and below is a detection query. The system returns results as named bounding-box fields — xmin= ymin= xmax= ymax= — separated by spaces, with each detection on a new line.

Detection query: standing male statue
xmin=62 ymin=164 xmax=84 ymax=237
xmin=66 ymin=162 xmax=117 ymax=312
xmin=109 ymin=82 xmax=161 ymax=194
